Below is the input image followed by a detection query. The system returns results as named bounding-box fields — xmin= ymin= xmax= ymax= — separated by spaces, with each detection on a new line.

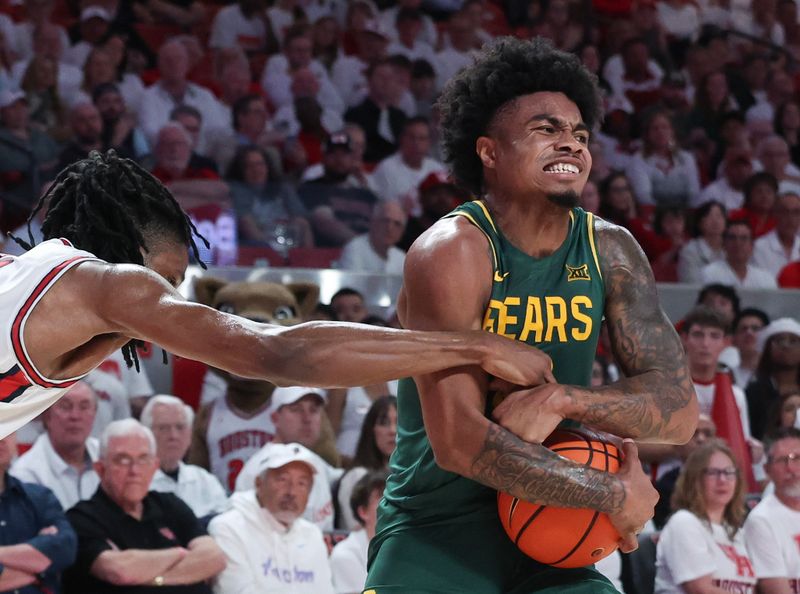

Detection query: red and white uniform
xmin=0 ymin=239 xmax=100 ymax=438
xmin=656 ymin=509 xmax=757 ymax=594
xmin=206 ymin=397 xmax=275 ymax=493
xmin=744 ymin=493 xmax=800 ymax=593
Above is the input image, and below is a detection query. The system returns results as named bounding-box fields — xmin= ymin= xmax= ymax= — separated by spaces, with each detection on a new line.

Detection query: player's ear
xmin=476 ymin=137 xmax=496 ymax=170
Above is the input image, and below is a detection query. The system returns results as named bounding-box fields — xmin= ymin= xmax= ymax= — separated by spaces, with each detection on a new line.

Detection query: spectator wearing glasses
xmin=63 ymin=419 xmax=226 ymax=593
xmin=744 ymin=428 xmax=800 ymax=594
xmin=655 ymin=440 xmax=756 ymax=594
xmin=701 ymin=219 xmax=777 ymax=289
xmin=746 ymin=318 xmax=800 ymax=440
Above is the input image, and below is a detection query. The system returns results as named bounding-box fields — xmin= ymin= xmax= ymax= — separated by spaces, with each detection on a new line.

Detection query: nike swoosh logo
xmin=493 ymin=271 xmax=509 ymax=282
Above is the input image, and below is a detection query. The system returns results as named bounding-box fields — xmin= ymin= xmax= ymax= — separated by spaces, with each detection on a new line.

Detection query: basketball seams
xmin=498 ymin=430 xmax=621 ymax=568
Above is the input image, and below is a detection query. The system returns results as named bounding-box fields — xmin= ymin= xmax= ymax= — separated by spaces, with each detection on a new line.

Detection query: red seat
xmin=287 ymin=247 xmax=342 ymax=269
xmin=171 ymin=357 xmax=208 ymax=411
xmin=236 ymin=246 xmax=285 ymax=267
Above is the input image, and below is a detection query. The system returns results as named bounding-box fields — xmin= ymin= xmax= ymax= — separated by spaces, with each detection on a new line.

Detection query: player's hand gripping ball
xmin=497 ymin=428 xmax=621 ymax=568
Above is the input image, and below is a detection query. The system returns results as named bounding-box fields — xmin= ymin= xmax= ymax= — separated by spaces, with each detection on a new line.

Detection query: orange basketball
xmin=497 ymin=428 xmax=621 ymax=568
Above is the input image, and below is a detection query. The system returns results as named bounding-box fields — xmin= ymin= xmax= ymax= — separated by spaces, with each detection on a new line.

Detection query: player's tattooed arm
xmin=566 ymin=221 xmax=698 ymax=443
xmin=472 ymin=424 xmax=626 ymax=513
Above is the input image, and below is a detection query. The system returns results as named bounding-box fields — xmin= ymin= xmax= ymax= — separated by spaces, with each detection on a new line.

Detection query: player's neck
xmin=485 ymin=195 xmax=571 ymax=259
xmin=690 ymin=363 xmax=717 ymax=384
xmin=706 ymin=504 xmax=725 ymax=524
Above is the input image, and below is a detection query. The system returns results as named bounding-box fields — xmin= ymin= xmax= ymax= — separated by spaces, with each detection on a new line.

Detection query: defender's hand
xmin=480 ymin=334 xmax=556 ymax=388
xmin=491 ymin=383 xmax=569 ymax=443
xmin=608 ymin=440 xmax=658 ymax=554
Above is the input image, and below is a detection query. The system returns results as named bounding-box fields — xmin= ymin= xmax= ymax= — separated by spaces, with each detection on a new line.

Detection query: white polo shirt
xmin=752 ymin=230 xmax=800 ymax=278
xmin=150 ymin=461 xmax=229 ymax=519
xmin=10 ymin=433 xmax=99 ymax=510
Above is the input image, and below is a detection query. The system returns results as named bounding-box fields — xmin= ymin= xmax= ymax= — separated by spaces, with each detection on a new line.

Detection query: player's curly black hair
xmin=437 ymin=37 xmax=603 ymax=196
xmin=10 ymin=150 xmax=209 ymax=371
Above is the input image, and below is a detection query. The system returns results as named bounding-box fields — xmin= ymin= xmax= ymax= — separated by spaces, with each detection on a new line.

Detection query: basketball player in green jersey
xmin=364 ymin=38 xmax=699 ymax=594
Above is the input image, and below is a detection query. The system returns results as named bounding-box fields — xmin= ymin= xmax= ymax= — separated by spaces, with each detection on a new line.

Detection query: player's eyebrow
xmin=526 ymin=114 xmax=590 ymax=135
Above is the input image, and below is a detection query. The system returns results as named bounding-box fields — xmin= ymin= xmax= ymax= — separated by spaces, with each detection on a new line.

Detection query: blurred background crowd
xmin=0 ymin=0 xmax=799 ymax=592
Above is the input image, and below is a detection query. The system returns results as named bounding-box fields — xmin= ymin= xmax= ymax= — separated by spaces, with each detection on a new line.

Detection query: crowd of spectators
xmin=0 ymin=0 xmax=791 ymax=283
xmin=0 ymin=0 xmax=799 ymax=592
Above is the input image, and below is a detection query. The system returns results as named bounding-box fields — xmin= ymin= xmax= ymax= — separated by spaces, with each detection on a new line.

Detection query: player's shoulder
xmin=592 ymin=215 xmax=650 ymax=274
xmin=407 ymin=215 xmax=491 ymax=268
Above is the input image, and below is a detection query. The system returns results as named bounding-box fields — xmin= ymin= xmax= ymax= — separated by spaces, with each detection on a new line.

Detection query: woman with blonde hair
xmin=21 ymin=55 xmax=68 ymax=142
xmin=655 ymin=440 xmax=757 ymax=593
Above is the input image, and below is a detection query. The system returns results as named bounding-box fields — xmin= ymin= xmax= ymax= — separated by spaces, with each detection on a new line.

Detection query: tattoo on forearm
xmin=471 ymin=424 xmax=625 ymax=514
xmin=582 ymin=223 xmax=695 ymax=440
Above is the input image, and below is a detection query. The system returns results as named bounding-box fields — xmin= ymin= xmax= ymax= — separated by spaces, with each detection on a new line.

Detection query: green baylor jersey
xmin=371 ymin=200 xmax=607 ymax=561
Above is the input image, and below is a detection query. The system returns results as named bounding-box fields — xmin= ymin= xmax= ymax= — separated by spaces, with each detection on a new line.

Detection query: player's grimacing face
xmin=485 ymin=92 xmax=591 ymax=203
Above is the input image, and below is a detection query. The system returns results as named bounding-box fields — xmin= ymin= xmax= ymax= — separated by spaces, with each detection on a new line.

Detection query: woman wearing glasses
xmin=655 ymin=440 xmax=757 ymax=594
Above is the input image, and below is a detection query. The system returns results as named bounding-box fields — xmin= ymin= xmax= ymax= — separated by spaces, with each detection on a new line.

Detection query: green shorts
xmin=364 ymin=515 xmax=619 ymax=594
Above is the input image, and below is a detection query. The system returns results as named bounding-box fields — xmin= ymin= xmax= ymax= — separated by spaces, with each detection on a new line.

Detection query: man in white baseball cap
xmin=234 ymin=387 xmax=344 ymax=531
xmin=209 ymin=442 xmax=334 ymax=594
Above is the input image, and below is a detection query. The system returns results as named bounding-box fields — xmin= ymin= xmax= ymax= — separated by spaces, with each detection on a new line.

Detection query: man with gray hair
xmin=744 ymin=427 xmax=800 ymax=594
xmin=209 ymin=442 xmax=334 ymax=594
xmin=337 ymin=199 xmax=408 ymax=274
xmin=63 ymin=419 xmax=226 ymax=592
xmin=142 ymin=395 xmax=227 ymax=521
xmin=12 ymin=381 xmax=100 ymax=510
xmin=752 ymin=192 xmax=800 ymax=277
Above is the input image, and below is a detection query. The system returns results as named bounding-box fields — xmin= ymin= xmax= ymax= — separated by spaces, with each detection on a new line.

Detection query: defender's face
xmin=482 ymin=92 xmax=591 ymax=203
xmin=144 ymin=244 xmax=189 ymax=289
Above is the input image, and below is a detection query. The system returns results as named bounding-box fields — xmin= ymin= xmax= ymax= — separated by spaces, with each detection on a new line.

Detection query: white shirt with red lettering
xmin=656 ymin=510 xmax=757 ymax=594
xmin=0 ymin=239 xmax=100 ymax=439
xmin=744 ymin=493 xmax=800 ymax=593
xmin=206 ymin=397 xmax=276 ymax=493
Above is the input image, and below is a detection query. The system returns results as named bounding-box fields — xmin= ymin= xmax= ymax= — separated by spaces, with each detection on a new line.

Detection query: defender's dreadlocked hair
xmin=10 ymin=150 xmax=209 ymax=371
xmin=437 ymin=37 xmax=603 ymax=197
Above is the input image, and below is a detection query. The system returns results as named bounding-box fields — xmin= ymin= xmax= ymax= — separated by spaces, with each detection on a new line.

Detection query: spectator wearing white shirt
xmin=210 ymin=443 xmax=335 ymax=594
xmin=331 ymin=471 xmax=387 ymax=594
xmin=371 ymin=117 xmax=445 ymax=210
xmin=753 ymin=192 xmax=800 ymax=277
xmin=234 ymin=387 xmax=344 ymax=531
xmin=331 ymin=20 xmax=390 ymax=109
xmin=11 ymin=0 xmax=70 ymax=63
xmin=678 ymin=200 xmax=727 ymax=283
xmin=757 ymin=135 xmax=800 ymax=197
xmin=84 ymin=368 xmax=133 ymax=439
xmin=655 ymin=441 xmax=757 ymax=594
xmin=271 ymin=68 xmax=344 ymax=137
xmin=433 ymin=12 xmax=478 ymax=92
xmin=209 ymin=0 xmax=279 ymax=54
xmin=656 ymin=0 xmax=700 ymax=41
xmin=746 ymin=68 xmax=796 ymax=126
xmin=380 ymin=0 xmax=437 ymax=47
xmin=62 ymin=6 xmax=111 ymax=69
xmin=142 ymin=395 xmax=228 ymax=522
xmin=261 ymin=26 xmax=344 ymax=114
xmin=386 ymin=9 xmax=435 ymax=64
xmin=702 ymin=219 xmax=778 ymax=289
xmin=692 ymin=146 xmax=753 ymax=211
xmin=338 ymin=200 xmax=407 ymax=274
xmin=11 ymin=381 xmax=99 ymax=510
xmin=744 ymin=428 xmax=800 ymax=594
xmin=138 ymin=40 xmax=227 ymax=149
xmin=628 ymin=109 xmax=701 ymax=208
xmin=10 ymin=22 xmax=83 ymax=107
